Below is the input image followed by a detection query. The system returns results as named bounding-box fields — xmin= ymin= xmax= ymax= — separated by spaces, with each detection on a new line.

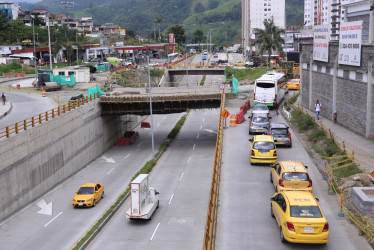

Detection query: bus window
xmin=256 ymin=82 xmax=274 ymax=88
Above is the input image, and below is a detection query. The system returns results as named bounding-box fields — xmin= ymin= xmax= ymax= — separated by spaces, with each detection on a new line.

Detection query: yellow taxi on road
xmin=249 ymin=135 xmax=277 ymax=164
xmin=235 ymin=61 xmax=246 ymax=66
xmin=286 ymin=79 xmax=300 ymax=90
xmin=270 ymin=161 xmax=313 ymax=193
xmin=72 ymin=183 xmax=104 ymax=208
xmin=270 ymin=191 xmax=329 ymax=244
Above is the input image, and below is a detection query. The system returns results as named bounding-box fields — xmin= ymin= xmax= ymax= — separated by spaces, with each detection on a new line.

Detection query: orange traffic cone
xmin=42 ymin=88 xmax=46 ymax=97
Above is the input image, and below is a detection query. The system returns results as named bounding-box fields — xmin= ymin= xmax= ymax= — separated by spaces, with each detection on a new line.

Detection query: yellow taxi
xmin=72 ymin=183 xmax=104 ymax=208
xmin=270 ymin=191 xmax=329 ymax=244
xmin=249 ymin=135 xmax=277 ymax=164
xmin=270 ymin=161 xmax=313 ymax=193
xmin=286 ymin=79 xmax=300 ymax=90
xmin=235 ymin=61 xmax=246 ymax=66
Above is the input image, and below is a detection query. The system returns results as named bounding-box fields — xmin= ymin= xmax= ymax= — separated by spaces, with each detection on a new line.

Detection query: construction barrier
xmin=236 ymin=111 xmax=245 ymax=124
xmin=141 ymin=122 xmax=151 ymax=128
xmin=116 ymin=131 xmax=139 ymax=145
xmin=42 ymin=89 xmax=46 ymax=97
xmin=230 ymin=114 xmax=237 ymax=127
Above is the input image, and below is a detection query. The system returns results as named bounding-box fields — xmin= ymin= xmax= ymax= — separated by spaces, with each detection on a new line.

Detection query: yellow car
xmin=270 ymin=191 xmax=329 ymax=244
xmin=287 ymin=79 xmax=300 ymax=90
xmin=249 ymin=135 xmax=277 ymax=164
xmin=235 ymin=61 xmax=246 ymax=66
xmin=270 ymin=161 xmax=313 ymax=193
xmin=72 ymin=183 xmax=104 ymax=208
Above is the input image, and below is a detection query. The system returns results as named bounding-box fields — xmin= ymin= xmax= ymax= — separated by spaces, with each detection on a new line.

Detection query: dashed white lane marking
xmin=148 ymin=132 xmax=152 ymax=136
xmin=196 ymin=133 xmax=199 ymax=139
xmin=168 ymin=194 xmax=174 ymax=205
xmin=124 ymin=154 xmax=131 ymax=160
xmin=193 ymin=144 xmax=196 ymax=150
xmin=203 ymin=118 xmax=205 ymax=122
xmin=157 ymin=123 xmax=160 ymax=127
xmin=150 ymin=223 xmax=160 ymax=241
xmin=107 ymin=168 xmax=115 ymax=174
xmin=179 ymin=172 xmax=184 ymax=181
xmin=44 ymin=212 xmax=63 ymax=227
xmin=200 ymin=125 xmax=202 ymax=130
xmin=137 ymin=142 xmax=143 ymax=147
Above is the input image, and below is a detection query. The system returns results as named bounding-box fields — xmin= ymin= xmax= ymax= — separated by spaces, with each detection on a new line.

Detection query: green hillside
xmin=22 ymin=0 xmax=304 ymax=44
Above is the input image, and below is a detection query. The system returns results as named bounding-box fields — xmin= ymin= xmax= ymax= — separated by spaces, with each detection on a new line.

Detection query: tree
xmin=52 ymin=26 xmax=79 ymax=65
xmin=0 ymin=12 xmax=10 ymax=43
xmin=8 ymin=19 xmax=28 ymax=43
xmin=154 ymin=17 xmax=163 ymax=41
xmin=252 ymin=18 xmax=285 ymax=66
xmin=167 ymin=25 xmax=186 ymax=44
xmin=193 ymin=29 xmax=205 ymax=43
xmin=194 ymin=3 xmax=205 ymax=13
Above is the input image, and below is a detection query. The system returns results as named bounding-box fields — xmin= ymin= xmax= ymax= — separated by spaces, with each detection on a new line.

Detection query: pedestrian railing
xmin=0 ymin=93 xmax=100 ymax=139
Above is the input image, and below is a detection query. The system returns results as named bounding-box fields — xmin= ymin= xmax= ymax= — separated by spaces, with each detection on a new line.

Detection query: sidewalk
xmin=0 ymin=101 xmax=11 ymax=120
xmin=295 ymin=98 xmax=374 ymax=173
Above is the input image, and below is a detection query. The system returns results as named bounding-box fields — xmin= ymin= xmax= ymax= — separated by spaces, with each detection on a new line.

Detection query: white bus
xmin=253 ymin=71 xmax=286 ymax=108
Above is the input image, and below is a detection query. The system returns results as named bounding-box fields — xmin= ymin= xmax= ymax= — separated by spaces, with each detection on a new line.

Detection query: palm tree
xmin=252 ymin=18 xmax=285 ymax=67
xmin=52 ymin=26 xmax=79 ymax=65
xmin=154 ymin=17 xmax=163 ymax=42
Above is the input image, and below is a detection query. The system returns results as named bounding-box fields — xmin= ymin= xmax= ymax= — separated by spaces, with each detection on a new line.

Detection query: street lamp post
xmin=47 ymin=16 xmax=53 ymax=70
xmin=147 ymin=56 xmax=155 ymax=159
xmin=32 ymin=19 xmax=37 ymax=80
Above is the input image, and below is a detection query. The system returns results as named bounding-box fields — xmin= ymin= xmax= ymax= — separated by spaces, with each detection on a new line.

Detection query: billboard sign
xmin=313 ymin=25 xmax=329 ymax=62
xmin=338 ymin=20 xmax=362 ymax=66
xmin=169 ymin=33 xmax=175 ymax=43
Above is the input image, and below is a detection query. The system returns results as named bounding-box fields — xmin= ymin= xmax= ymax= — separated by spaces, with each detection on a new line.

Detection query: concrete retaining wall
xmin=0 ymin=100 xmax=140 ymax=222
xmin=300 ymin=42 xmax=374 ymax=139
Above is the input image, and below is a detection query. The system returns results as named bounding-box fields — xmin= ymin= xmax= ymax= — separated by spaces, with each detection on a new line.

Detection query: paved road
xmin=89 ymin=109 xmax=219 ymax=249
xmin=0 ymin=113 xmax=183 ymax=250
xmin=215 ymin=106 xmax=372 ymax=249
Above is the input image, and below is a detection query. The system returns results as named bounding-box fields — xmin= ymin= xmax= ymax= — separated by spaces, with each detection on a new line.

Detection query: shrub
xmin=150 ymin=68 xmax=164 ymax=78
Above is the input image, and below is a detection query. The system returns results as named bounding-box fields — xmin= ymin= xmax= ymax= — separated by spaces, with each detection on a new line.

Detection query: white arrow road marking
xmin=36 ymin=199 xmax=52 ymax=216
xmin=150 ymin=223 xmax=160 ymax=240
xmin=101 ymin=155 xmax=116 ymax=164
xmin=44 ymin=212 xmax=63 ymax=227
xmin=204 ymin=129 xmax=217 ymax=134
xmin=168 ymin=194 xmax=174 ymax=205
xmin=124 ymin=154 xmax=131 ymax=160
xmin=196 ymin=133 xmax=199 ymax=139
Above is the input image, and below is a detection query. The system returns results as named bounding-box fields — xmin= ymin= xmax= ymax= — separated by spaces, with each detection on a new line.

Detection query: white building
xmin=0 ymin=2 xmax=20 ymax=21
xmin=341 ymin=0 xmax=374 ymax=43
xmin=249 ymin=0 xmax=286 ymax=39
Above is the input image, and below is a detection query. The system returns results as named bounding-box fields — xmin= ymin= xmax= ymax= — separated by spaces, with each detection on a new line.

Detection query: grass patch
xmin=333 ymin=164 xmax=362 ymax=179
xmin=224 ymin=67 xmax=268 ymax=82
xmin=200 ymin=75 xmax=206 ymax=86
xmin=72 ymin=113 xmax=188 ymax=249
xmin=290 ymin=110 xmax=315 ymax=132
xmin=150 ymin=68 xmax=164 ymax=78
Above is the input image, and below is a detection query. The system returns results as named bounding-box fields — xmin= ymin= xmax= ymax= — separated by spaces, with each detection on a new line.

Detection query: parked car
xmin=72 ymin=183 xmax=104 ymax=208
xmin=270 ymin=191 xmax=329 ymax=244
xmin=249 ymin=135 xmax=277 ymax=165
xmin=270 ymin=161 xmax=313 ymax=193
xmin=249 ymin=114 xmax=270 ymax=135
xmin=268 ymin=123 xmax=292 ymax=147
xmin=203 ymin=49 xmax=208 ymax=55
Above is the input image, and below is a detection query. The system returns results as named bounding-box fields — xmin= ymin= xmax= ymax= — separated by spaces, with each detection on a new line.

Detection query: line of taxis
xmin=248 ymin=104 xmax=329 ymax=244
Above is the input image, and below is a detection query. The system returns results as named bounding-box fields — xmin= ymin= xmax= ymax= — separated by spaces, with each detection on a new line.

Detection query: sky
xmin=9 ymin=0 xmax=40 ymax=3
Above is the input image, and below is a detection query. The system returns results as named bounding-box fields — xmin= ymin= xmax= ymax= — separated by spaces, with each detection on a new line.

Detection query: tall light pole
xmin=47 ymin=16 xmax=52 ymax=70
xmin=147 ymin=56 xmax=155 ymax=159
xmin=32 ymin=19 xmax=37 ymax=79
xmin=76 ymin=32 xmax=79 ymax=65
xmin=209 ymin=29 xmax=214 ymax=54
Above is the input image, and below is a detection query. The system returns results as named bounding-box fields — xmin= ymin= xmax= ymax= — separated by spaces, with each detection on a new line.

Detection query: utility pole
xmin=33 ymin=19 xmax=37 ymax=79
xmin=76 ymin=32 xmax=79 ymax=65
xmin=47 ymin=16 xmax=52 ymax=70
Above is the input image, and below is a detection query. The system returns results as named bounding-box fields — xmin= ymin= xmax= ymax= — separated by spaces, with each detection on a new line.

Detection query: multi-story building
xmin=242 ymin=0 xmax=251 ymax=53
xmin=341 ymin=0 xmax=374 ymax=43
xmin=100 ymin=23 xmax=120 ymax=37
xmin=0 ymin=2 xmax=19 ymax=21
xmin=77 ymin=17 xmax=93 ymax=37
xmin=249 ymin=0 xmax=286 ymax=39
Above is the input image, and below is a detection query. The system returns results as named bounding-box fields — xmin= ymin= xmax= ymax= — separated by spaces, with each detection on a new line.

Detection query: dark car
xmin=269 ymin=123 xmax=292 ymax=147
xmin=249 ymin=114 xmax=270 ymax=135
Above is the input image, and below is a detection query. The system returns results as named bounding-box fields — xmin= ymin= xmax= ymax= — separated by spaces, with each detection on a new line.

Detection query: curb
xmin=0 ymin=102 xmax=12 ymax=120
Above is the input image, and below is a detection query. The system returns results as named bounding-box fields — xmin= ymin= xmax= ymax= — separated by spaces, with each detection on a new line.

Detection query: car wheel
xmin=156 ymin=200 xmax=159 ymax=209
xmin=101 ymin=192 xmax=104 ymax=199
xmin=280 ymin=227 xmax=287 ymax=243
xmin=288 ymin=143 xmax=292 ymax=148
xmin=270 ymin=173 xmax=273 ymax=183
xmin=271 ymin=204 xmax=274 ymax=218
xmin=93 ymin=200 xmax=96 ymax=207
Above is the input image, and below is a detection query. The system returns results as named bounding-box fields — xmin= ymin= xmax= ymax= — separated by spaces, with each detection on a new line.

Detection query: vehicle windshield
xmin=290 ymin=206 xmax=323 ymax=218
xmin=289 ymin=80 xmax=299 ymax=83
xmin=253 ymin=141 xmax=275 ymax=150
xmin=271 ymin=129 xmax=288 ymax=135
xmin=253 ymin=117 xmax=268 ymax=123
xmin=77 ymin=187 xmax=94 ymax=195
xmin=256 ymin=82 xmax=275 ymax=88
xmin=282 ymin=172 xmax=309 ymax=181
xmin=254 ymin=105 xmax=269 ymax=111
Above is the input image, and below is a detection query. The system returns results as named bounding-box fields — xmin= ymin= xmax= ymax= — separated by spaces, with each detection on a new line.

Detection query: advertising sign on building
xmin=284 ymin=32 xmax=294 ymax=52
xmin=313 ymin=25 xmax=329 ymax=62
xmin=338 ymin=20 xmax=362 ymax=66
xmin=169 ymin=33 xmax=175 ymax=44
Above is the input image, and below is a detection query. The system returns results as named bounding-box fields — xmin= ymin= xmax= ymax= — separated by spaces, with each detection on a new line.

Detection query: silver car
xmin=269 ymin=123 xmax=292 ymax=147
xmin=250 ymin=104 xmax=270 ymax=118
xmin=249 ymin=115 xmax=270 ymax=135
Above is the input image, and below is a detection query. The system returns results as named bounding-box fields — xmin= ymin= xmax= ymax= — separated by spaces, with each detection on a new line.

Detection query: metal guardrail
xmin=203 ymin=89 xmax=225 ymax=250
xmin=0 ymin=93 xmax=100 ymax=139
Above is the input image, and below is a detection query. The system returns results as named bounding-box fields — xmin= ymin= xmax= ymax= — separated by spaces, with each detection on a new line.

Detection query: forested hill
xmin=20 ymin=0 xmax=304 ymax=44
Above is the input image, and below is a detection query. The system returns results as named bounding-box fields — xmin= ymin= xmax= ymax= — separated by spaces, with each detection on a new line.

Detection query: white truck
xmin=126 ymin=174 xmax=159 ymax=220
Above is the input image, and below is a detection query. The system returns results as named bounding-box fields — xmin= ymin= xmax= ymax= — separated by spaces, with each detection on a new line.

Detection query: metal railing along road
xmin=0 ymin=93 xmax=100 ymax=139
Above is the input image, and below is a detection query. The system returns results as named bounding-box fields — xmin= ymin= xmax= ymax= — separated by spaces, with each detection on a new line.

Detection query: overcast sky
xmin=10 ymin=0 xmax=40 ymax=3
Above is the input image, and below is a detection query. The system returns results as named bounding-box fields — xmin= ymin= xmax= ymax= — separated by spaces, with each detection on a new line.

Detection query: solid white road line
xmin=193 ymin=144 xmax=196 ymax=150
xmin=168 ymin=194 xmax=174 ymax=205
xmin=150 ymin=223 xmax=160 ymax=241
xmin=123 ymin=154 xmax=131 ymax=160
xmin=137 ymin=142 xmax=143 ymax=147
xmin=179 ymin=172 xmax=184 ymax=181
xmin=44 ymin=212 xmax=63 ymax=227
xmin=187 ymin=156 xmax=191 ymax=163
xmin=107 ymin=168 xmax=115 ymax=175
